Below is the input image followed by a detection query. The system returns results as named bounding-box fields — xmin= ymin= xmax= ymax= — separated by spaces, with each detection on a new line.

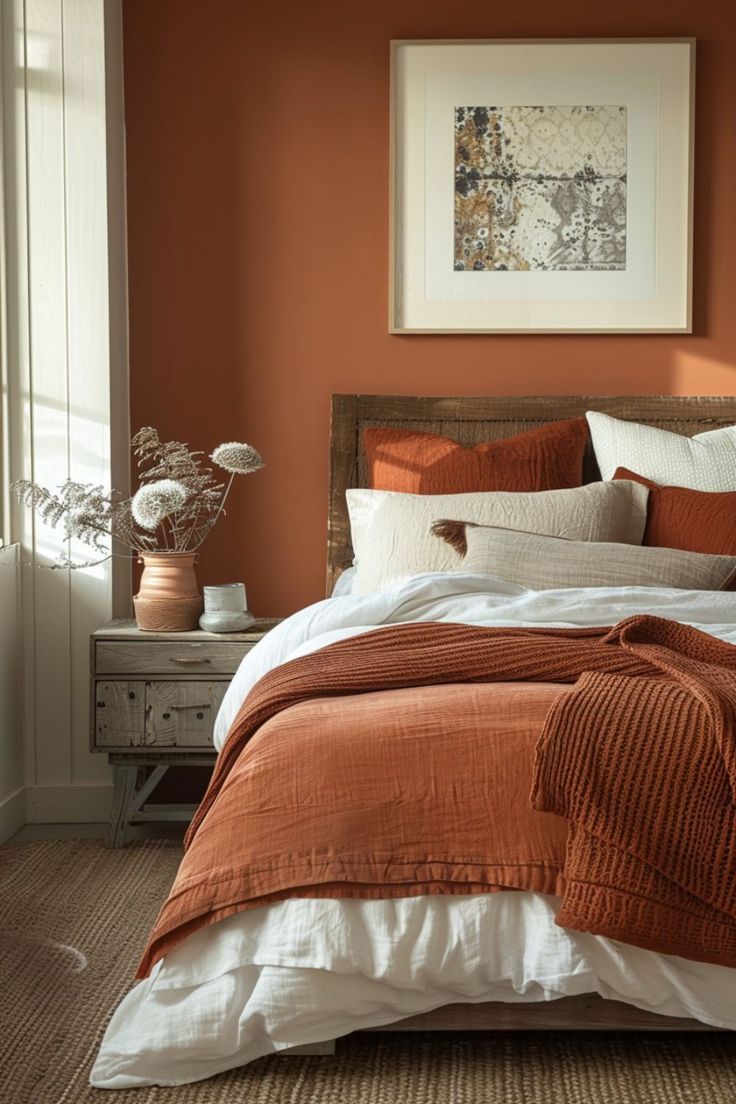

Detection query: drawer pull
xmin=170 ymin=656 xmax=212 ymax=665
xmin=168 ymin=703 xmax=210 ymax=712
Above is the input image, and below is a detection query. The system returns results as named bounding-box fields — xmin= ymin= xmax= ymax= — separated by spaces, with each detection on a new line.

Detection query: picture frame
xmin=389 ymin=39 xmax=695 ymax=334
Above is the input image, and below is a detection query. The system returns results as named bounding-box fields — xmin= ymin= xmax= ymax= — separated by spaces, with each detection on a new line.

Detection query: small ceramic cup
xmin=199 ymin=583 xmax=255 ymax=632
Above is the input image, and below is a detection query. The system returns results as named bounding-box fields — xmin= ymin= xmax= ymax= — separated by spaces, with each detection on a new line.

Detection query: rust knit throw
xmin=147 ymin=616 xmax=736 ymax=973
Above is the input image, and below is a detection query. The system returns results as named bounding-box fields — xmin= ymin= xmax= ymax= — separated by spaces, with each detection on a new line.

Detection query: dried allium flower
xmin=210 ymin=442 xmax=264 ymax=475
xmin=131 ymin=479 xmax=189 ymax=530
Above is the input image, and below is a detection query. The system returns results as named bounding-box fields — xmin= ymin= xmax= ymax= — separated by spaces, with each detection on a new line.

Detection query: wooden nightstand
xmin=91 ymin=617 xmax=281 ymax=847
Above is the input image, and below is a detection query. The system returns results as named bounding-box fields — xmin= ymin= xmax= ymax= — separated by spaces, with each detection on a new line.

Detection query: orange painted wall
xmin=122 ymin=0 xmax=736 ymax=617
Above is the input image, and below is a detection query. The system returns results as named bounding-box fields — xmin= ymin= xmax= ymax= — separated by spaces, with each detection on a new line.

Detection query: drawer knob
xmin=171 ymin=657 xmax=212 ymax=665
xmin=97 ymin=701 xmax=105 ymax=708
xmin=162 ymin=712 xmax=171 ymax=720
xmin=196 ymin=711 xmax=204 ymax=720
xmin=128 ymin=691 xmax=136 ymax=700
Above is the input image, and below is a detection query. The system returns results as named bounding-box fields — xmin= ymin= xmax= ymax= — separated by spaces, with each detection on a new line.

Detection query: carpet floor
xmin=2 ymin=838 xmax=736 ymax=1103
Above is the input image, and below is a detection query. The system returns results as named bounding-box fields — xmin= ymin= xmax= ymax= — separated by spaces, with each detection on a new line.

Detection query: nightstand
xmin=91 ymin=617 xmax=281 ymax=847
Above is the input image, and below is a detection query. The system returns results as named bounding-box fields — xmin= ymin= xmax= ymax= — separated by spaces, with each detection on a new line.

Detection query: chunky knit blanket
xmin=138 ymin=616 xmax=736 ymax=976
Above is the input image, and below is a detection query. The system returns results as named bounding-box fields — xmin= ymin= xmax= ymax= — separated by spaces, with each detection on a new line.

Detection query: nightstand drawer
xmin=95 ymin=681 xmax=146 ymax=747
xmin=144 ymin=681 xmax=227 ymax=748
xmin=96 ymin=640 xmax=251 ymax=676
xmin=95 ymin=680 xmax=227 ymax=749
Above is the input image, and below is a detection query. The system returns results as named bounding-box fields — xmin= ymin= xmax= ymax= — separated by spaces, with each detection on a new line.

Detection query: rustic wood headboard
xmin=326 ymin=394 xmax=736 ymax=595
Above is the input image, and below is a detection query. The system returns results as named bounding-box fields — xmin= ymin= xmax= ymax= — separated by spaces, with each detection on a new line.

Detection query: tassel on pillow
xmin=430 ymin=519 xmax=476 ymax=558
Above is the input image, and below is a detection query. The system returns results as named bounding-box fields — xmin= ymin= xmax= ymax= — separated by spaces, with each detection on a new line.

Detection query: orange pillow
xmin=363 ymin=418 xmax=588 ymax=494
xmin=613 ymin=468 xmax=736 ymax=554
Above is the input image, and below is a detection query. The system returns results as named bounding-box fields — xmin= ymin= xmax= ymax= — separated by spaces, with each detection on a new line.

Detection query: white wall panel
xmin=2 ymin=0 xmax=36 ymax=794
xmin=0 ymin=544 xmax=23 ymax=841
xmin=62 ymin=0 xmax=114 ymax=786
xmin=25 ymin=0 xmax=74 ymax=788
xmin=2 ymin=0 xmax=128 ymax=818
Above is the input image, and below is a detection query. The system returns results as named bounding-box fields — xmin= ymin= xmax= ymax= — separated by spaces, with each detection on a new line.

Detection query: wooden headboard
xmin=326 ymin=394 xmax=736 ymax=594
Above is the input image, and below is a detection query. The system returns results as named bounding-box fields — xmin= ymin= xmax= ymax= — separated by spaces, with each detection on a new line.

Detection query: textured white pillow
xmin=586 ymin=411 xmax=736 ymax=489
xmin=347 ymin=481 xmax=649 ymax=595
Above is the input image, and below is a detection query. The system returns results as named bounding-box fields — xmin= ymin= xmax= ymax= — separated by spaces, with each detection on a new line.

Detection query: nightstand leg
xmin=107 ymin=764 xmax=139 ymax=848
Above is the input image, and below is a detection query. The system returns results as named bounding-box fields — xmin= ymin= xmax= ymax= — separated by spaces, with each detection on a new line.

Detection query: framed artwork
xmin=390 ymin=39 xmax=695 ymax=333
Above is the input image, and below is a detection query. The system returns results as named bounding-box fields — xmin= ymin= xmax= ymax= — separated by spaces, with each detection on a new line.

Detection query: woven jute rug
xmin=2 ymin=839 xmax=736 ymax=1104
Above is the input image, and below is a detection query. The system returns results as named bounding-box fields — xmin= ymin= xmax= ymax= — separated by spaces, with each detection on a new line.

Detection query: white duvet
xmin=92 ymin=573 xmax=736 ymax=1089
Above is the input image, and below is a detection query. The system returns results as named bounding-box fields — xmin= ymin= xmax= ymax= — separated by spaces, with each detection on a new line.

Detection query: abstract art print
xmin=453 ymin=105 xmax=627 ymax=272
xmin=390 ymin=40 xmax=694 ymax=333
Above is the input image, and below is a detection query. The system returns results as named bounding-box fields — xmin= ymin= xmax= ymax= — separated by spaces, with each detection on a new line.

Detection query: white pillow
xmin=347 ymin=481 xmax=649 ymax=595
xmin=586 ymin=411 xmax=736 ymax=489
xmin=331 ymin=566 xmax=356 ymax=597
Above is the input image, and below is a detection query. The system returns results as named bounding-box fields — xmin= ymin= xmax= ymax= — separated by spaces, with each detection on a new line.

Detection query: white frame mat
xmin=390 ymin=39 xmax=695 ymax=334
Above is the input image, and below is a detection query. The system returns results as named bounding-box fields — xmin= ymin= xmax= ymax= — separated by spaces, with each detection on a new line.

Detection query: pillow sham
xmin=362 ymin=418 xmax=588 ymax=494
xmin=613 ymin=468 xmax=736 ymax=555
xmin=434 ymin=521 xmax=736 ymax=592
xmin=347 ymin=480 xmax=649 ymax=595
xmin=586 ymin=411 xmax=736 ymax=489
xmin=331 ymin=565 xmax=357 ymax=597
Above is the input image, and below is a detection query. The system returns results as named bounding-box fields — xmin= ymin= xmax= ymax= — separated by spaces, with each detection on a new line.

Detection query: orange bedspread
xmin=138 ymin=618 xmax=736 ymax=977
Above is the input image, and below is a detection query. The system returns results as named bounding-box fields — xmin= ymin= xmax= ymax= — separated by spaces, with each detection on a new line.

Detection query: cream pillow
xmin=586 ymin=411 xmax=736 ymax=489
xmin=347 ymin=481 xmax=648 ymax=595
xmin=439 ymin=522 xmax=736 ymax=592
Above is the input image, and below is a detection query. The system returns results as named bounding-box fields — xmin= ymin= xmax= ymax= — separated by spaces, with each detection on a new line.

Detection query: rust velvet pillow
xmin=363 ymin=418 xmax=588 ymax=494
xmin=613 ymin=467 xmax=736 ymax=554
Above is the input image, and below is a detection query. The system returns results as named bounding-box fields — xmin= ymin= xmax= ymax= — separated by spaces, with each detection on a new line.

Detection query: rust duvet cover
xmin=138 ymin=618 xmax=736 ymax=977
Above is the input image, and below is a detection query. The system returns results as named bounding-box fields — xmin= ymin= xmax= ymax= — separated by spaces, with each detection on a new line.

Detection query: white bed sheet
xmin=93 ymin=574 xmax=736 ymax=1088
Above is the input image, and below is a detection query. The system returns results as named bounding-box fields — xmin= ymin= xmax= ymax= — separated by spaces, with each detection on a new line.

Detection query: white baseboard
xmin=0 ymin=787 xmax=27 ymax=842
xmin=25 ymin=784 xmax=113 ymax=823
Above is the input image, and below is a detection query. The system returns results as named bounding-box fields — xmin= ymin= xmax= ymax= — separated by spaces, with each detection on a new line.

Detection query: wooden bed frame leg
xmin=281 ymin=1040 xmax=336 ymax=1056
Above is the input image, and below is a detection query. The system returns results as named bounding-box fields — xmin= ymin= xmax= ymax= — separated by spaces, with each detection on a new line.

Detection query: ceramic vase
xmin=199 ymin=583 xmax=254 ymax=633
xmin=133 ymin=552 xmax=203 ymax=632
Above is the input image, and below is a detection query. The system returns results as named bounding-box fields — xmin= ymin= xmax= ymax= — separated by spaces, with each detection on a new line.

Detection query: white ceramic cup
xmin=203 ymin=583 xmax=247 ymax=612
xmin=199 ymin=583 xmax=254 ymax=632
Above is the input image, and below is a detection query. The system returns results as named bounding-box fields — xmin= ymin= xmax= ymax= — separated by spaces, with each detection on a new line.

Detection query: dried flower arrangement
xmin=12 ymin=428 xmax=264 ymax=569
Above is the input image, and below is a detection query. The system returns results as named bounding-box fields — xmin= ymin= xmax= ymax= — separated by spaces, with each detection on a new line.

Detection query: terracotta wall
xmin=122 ymin=0 xmax=736 ymax=617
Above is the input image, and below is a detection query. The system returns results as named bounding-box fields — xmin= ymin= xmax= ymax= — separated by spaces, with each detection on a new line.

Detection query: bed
xmin=91 ymin=395 xmax=736 ymax=1089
